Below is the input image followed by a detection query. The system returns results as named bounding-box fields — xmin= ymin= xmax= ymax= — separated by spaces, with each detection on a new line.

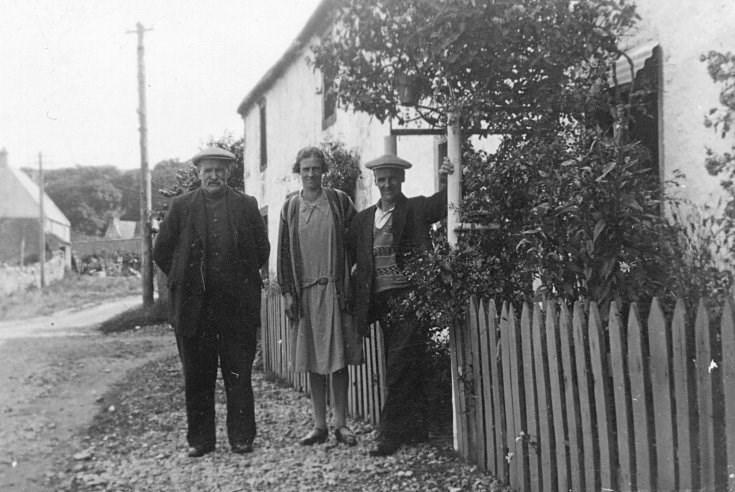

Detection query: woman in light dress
xmin=277 ymin=146 xmax=363 ymax=446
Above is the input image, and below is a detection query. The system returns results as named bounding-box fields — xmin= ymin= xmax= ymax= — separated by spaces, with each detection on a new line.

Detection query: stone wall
xmin=0 ymin=253 xmax=66 ymax=296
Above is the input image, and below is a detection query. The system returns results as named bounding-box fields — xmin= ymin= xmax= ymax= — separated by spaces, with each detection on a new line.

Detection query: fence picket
xmin=465 ymin=301 xmax=479 ymax=465
xmin=375 ymin=324 xmax=387 ymax=421
xmin=450 ymin=311 xmax=469 ymax=459
xmin=573 ymin=302 xmax=598 ymax=491
xmin=608 ymin=301 xmax=634 ymax=490
xmin=559 ymin=302 xmax=584 ymax=491
xmin=362 ymin=332 xmax=372 ymax=423
xmin=649 ymin=298 xmax=676 ymax=488
xmin=671 ymin=299 xmax=695 ymax=490
xmin=532 ymin=303 xmax=555 ymax=491
xmin=722 ymin=297 xmax=735 ymax=492
xmin=695 ymin=299 xmax=716 ymax=491
xmin=261 ymin=291 xmax=735 ymax=492
xmin=588 ymin=302 xmax=616 ymax=491
xmin=628 ymin=303 xmax=654 ymax=490
xmin=487 ymin=300 xmax=506 ymax=478
xmin=501 ymin=303 xmax=518 ymax=486
xmin=508 ymin=303 xmax=528 ymax=489
xmin=477 ymin=299 xmax=496 ymax=472
xmin=544 ymin=301 xmax=568 ymax=492
xmin=521 ymin=304 xmax=540 ymax=491
xmin=462 ymin=296 xmax=485 ymax=464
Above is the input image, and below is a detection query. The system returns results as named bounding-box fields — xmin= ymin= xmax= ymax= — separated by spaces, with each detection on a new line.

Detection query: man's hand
xmin=439 ymin=157 xmax=455 ymax=189
xmin=283 ymin=293 xmax=297 ymax=321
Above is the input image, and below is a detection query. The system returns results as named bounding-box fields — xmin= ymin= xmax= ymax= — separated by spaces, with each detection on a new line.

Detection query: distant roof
xmin=103 ymin=217 xmax=139 ymax=239
xmin=237 ymin=0 xmax=332 ymax=116
xmin=0 ymin=150 xmax=71 ymax=227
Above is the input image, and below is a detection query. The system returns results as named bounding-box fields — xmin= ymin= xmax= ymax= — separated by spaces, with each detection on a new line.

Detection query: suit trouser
xmin=176 ymin=291 xmax=257 ymax=448
xmin=374 ymin=289 xmax=429 ymax=443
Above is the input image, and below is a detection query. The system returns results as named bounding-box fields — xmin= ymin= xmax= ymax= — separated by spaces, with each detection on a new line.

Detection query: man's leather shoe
xmin=231 ymin=441 xmax=253 ymax=454
xmin=334 ymin=426 xmax=357 ymax=446
xmin=369 ymin=439 xmax=400 ymax=457
xmin=298 ymin=427 xmax=328 ymax=445
xmin=187 ymin=445 xmax=214 ymax=458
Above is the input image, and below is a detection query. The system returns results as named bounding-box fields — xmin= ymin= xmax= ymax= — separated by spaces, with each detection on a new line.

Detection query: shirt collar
xmin=376 ymin=199 xmax=395 ymax=214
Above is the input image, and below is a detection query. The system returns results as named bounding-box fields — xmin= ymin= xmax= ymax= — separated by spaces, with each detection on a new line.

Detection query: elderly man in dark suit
xmin=348 ymin=153 xmax=453 ymax=456
xmin=153 ymin=146 xmax=269 ymax=458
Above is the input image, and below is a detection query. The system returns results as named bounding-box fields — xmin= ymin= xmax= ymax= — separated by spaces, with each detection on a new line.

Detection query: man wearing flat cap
xmin=348 ymin=153 xmax=453 ymax=456
xmin=154 ymin=146 xmax=269 ymax=457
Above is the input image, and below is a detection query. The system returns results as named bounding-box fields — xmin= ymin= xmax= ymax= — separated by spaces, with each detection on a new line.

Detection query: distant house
xmin=103 ymin=216 xmax=140 ymax=240
xmin=73 ymin=215 xmax=155 ymax=259
xmin=0 ymin=149 xmax=71 ymax=268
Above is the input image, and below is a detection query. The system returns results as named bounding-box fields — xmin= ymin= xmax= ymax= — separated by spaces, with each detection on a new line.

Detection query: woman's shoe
xmin=334 ymin=426 xmax=357 ymax=446
xmin=299 ymin=427 xmax=328 ymax=445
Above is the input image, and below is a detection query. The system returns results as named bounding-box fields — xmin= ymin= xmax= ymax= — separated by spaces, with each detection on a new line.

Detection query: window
xmin=598 ymin=45 xmax=662 ymax=183
xmin=322 ymin=73 xmax=336 ymax=129
xmin=259 ymin=99 xmax=268 ymax=171
xmin=259 ymin=206 xmax=268 ymax=280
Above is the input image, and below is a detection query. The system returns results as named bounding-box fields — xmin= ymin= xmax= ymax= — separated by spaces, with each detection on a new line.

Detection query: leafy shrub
xmin=320 ymin=138 xmax=361 ymax=202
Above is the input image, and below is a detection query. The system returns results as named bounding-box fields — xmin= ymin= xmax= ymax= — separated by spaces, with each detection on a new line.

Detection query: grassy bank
xmin=98 ymin=301 xmax=168 ymax=334
xmin=0 ymin=274 xmax=142 ymax=320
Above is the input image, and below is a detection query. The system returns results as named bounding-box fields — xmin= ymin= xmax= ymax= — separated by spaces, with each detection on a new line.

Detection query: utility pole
xmin=38 ymin=152 xmax=46 ymax=288
xmin=128 ymin=22 xmax=154 ymax=307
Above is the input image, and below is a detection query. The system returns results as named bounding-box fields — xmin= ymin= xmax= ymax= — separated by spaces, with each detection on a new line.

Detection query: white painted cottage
xmin=616 ymin=0 xmax=734 ymax=209
xmin=237 ymin=0 xmax=733 ymax=274
xmin=236 ymin=1 xmax=445 ymax=274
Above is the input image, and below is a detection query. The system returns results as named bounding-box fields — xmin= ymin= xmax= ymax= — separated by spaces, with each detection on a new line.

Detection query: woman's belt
xmin=300 ymin=276 xmax=336 ymax=288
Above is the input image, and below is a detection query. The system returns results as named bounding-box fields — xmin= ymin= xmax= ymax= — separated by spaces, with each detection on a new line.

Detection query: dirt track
xmin=0 ymin=300 xmax=176 ymax=491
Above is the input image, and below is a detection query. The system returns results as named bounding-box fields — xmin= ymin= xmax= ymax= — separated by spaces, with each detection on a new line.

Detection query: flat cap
xmin=364 ymin=153 xmax=413 ymax=171
xmin=192 ymin=146 xmax=236 ymax=166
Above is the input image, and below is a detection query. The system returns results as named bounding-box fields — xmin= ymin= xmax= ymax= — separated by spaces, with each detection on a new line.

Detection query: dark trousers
xmin=175 ymin=291 xmax=257 ymax=449
xmin=374 ymin=289 xmax=429 ymax=443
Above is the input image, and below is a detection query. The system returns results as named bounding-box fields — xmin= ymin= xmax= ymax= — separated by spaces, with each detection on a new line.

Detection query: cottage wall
xmin=631 ymin=0 xmax=734 ymax=209
xmin=241 ymin=41 xmax=440 ymax=274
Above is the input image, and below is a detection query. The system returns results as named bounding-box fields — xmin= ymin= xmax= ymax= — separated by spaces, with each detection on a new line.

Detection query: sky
xmin=0 ymin=0 xmax=322 ymax=170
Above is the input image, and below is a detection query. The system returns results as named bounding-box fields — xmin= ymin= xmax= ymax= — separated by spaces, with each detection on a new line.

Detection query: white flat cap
xmin=364 ymin=153 xmax=413 ymax=171
xmin=192 ymin=146 xmax=236 ymax=166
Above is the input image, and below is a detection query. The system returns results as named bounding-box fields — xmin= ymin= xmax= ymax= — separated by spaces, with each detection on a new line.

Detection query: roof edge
xmin=236 ymin=0 xmax=334 ymax=116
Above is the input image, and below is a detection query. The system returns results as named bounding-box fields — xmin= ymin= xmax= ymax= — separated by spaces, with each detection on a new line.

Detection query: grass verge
xmin=98 ymin=301 xmax=168 ymax=334
xmin=0 ymin=274 xmax=142 ymax=320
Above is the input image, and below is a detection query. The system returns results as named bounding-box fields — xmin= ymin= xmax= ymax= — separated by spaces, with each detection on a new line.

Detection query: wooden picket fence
xmin=260 ymin=291 xmax=386 ymax=425
xmin=452 ymin=296 xmax=735 ymax=491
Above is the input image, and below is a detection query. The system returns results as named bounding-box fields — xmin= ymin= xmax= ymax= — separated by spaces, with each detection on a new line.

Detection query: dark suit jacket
xmin=347 ymin=190 xmax=446 ymax=336
xmin=153 ymin=187 xmax=270 ymax=337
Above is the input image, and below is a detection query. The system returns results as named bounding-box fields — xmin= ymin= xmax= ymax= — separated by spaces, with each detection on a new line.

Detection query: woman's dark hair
xmin=292 ymin=146 xmax=329 ymax=174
